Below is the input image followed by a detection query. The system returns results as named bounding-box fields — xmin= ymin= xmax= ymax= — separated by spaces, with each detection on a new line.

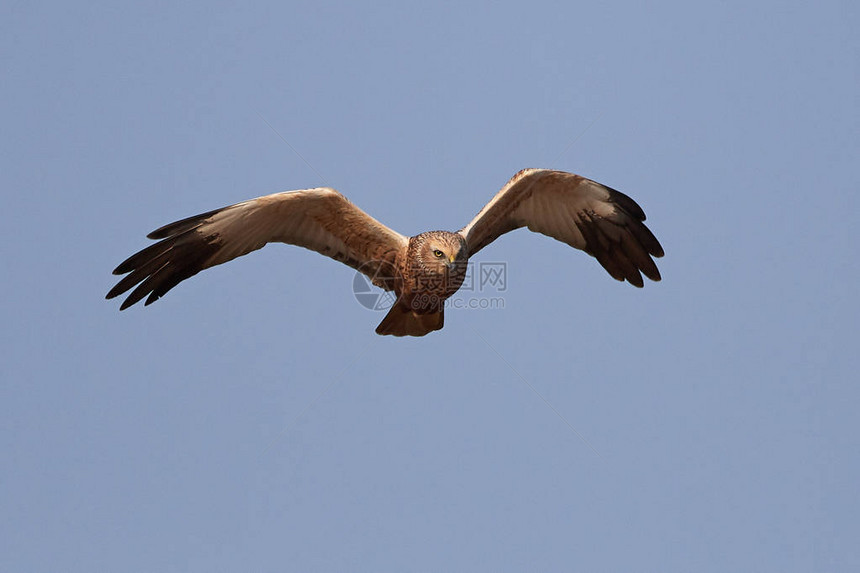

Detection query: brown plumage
xmin=107 ymin=168 xmax=664 ymax=336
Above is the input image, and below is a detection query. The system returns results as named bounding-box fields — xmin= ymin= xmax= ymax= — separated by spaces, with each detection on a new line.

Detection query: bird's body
xmin=107 ymin=169 xmax=664 ymax=336
xmin=374 ymin=231 xmax=469 ymax=336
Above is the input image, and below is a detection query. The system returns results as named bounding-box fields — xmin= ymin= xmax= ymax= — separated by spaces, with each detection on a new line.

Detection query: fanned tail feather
xmin=375 ymin=303 xmax=444 ymax=337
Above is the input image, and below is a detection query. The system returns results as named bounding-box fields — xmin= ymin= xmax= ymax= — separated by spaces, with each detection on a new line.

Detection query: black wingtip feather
xmin=146 ymin=206 xmax=224 ymax=239
xmin=108 ymin=225 xmax=220 ymax=310
xmin=575 ymin=205 xmax=662 ymax=287
xmin=602 ymin=185 xmax=646 ymax=220
xmin=113 ymin=239 xmax=172 ymax=275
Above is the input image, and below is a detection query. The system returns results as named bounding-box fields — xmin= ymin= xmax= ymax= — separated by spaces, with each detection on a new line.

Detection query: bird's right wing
xmin=107 ymin=188 xmax=408 ymax=309
xmin=459 ymin=169 xmax=663 ymax=287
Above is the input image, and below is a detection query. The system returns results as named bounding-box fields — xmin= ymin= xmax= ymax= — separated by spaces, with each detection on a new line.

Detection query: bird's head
xmin=409 ymin=231 xmax=469 ymax=296
xmin=415 ymin=231 xmax=468 ymax=270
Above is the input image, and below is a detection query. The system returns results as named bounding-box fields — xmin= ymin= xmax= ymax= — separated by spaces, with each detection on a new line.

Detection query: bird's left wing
xmin=459 ymin=169 xmax=664 ymax=287
xmin=107 ymin=188 xmax=408 ymax=309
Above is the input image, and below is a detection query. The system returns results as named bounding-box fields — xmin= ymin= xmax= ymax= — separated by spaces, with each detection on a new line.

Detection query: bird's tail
xmin=375 ymin=302 xmax=444 ymax=337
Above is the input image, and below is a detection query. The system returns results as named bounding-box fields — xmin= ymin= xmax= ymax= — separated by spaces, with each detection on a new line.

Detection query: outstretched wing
xmin=107 ymin=188 xmax=407 ymax=309
xmin=459 ymin=169 xmax=664 ymax=287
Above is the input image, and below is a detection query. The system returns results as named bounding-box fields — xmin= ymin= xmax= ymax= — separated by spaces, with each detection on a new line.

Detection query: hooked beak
xmin=446 ymin=253 xmax=462 ymax=271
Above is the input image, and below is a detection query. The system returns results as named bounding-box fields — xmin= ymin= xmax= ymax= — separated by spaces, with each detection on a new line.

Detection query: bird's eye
xmin=433 ymin=249 xmax=444 ymax=258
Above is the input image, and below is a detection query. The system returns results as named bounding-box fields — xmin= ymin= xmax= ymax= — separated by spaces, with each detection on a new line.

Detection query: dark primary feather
xmin=146 ymin=207 xmax=224 ymax=239
xmin=107 ymin=216 xmax=221 ymax=310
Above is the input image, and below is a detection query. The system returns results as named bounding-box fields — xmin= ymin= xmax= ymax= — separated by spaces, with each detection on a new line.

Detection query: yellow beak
xmin=448 ymin=254 xmax=456 ymax=264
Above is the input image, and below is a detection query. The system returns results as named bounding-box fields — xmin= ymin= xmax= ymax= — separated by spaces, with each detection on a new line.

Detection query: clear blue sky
xmin=2 ymin=1 xmax=858 ymax=571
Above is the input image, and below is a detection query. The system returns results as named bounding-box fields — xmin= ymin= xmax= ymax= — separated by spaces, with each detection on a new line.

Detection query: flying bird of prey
xmin=107 ymin=168 xmax=664 ymax=336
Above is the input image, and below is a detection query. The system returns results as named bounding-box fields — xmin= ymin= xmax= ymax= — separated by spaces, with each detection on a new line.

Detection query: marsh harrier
xmin=107 ymin=169 xmax=663 ymax=336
